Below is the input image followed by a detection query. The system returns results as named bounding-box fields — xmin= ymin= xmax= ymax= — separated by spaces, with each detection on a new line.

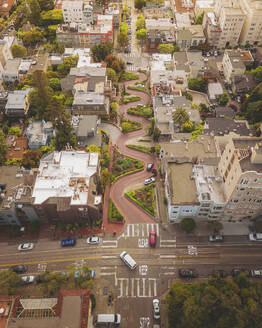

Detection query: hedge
xmin=126 ymin=144 xmax=152 ymax=154
xmin=108 ymin=199 xmax=125 ymax=223
xmin=112 ymin=167 xmax=144 ymax=183
xmin=127 ymin=106 xmax=153 ymax=118
xmin=121 ymin=72 xmax=139 ymax=81
xmin=127 ymin=85 xmax=147 ymax=93
xmin=123 ymin=96 xmax=141 ymax=104
xmin=125 ymin=186 xmax=155 ymax=216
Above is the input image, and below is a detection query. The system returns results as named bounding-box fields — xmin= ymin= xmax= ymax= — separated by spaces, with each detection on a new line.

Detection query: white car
xmin=86 ymin=236 xmax=100 ymax=245
xmin=152 ymin=299 xmax=160 ymax=320
xmin=144 ymin=177 xmax=155 ymax=185
xmin=18 ymin=243 xmax=34 ymax=251
xmin=21 ymin=275 xmax=35 ymax=284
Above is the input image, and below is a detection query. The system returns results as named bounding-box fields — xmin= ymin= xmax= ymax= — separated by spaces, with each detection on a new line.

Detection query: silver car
xmin=18 ymin=243 xmax=34 ymax=251
xmin=152 ymin=299 xmax=160 ymax=320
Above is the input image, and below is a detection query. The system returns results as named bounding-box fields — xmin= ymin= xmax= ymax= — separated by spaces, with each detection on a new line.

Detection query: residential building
xmin=232 ymin=74 xmax=256 ymax=94
xmin=5 ymin=134 xmax=28 ymax=161
xmin=105 ymin=4 xmax=121 ymax=28
xmin=202 ymin=12 xmax=222 ymax=49
xmin=26 ymin=120 xmax=55 ymax=150
xmin=4 ymin=289 xmax=92 ymax=328
xmin=175 ymin=28 xmax=192 ymax=49
xmin=222 ymin=50 xmax=246 ymax=82
xmin=195 ymin=0 xmax=214 ymax=16
xmin=63 ymin=1 xmax=85 ymax=23
xmin=175 ymin=12 xmax=191 ymax=28
xmin=174 ymin=0 xmax=195 ymax=15
xmin=189 ymin=25 xmax=206 ymax=47
xmin=207 ymin=82 xmax=223 ymax=102
xmin=0 ymin=39 xmax=13 ymax=77
xmin=0 ymin=91 xmax=8 ymax=110
xmin=0 ymin=166 xmax=39 ymax=226
xmin=2 ymin=58 xmax=21 ymax=83
xmin=32 ymin=151 xmax=102 ymax=223
xmin=173 ymin=51 xmax=204 ymax=79
xmin=215 ymin=106 xmax=235 ymax=119
xmin=145 ymin=19 xmax=175 ymax=52
xmin=204 ymin=118 xmax=254 ymax=136
xmin=72 ymin=91 xmax=109 ymax=116
xmin=5 ymin=89 xmax=31 ymax=118
xmin=72 ymin=115 xmax=102 ymax=147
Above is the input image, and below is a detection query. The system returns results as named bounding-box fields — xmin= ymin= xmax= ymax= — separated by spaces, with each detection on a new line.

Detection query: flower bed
xmin=123 ymin=96 xmax=141 ymax=104
xmin=126 ymin=144 xmax=152 ymax=154
xmin=127 ymin=106 xmax=153 ymax=118
xmin=121 ymin=72 xmax=139 ymax=81
xmin=108 ymin=199 xmax=125 ymax=223
xmin=125 ymin=184 xmax=155 ymax=216
xmin=112 ymin=147 xmax=144 ymax=177
xmin=127 ymin=85 xmax=147 ymax=93
xmin=121 ymin=118 xmax=142 ymax=133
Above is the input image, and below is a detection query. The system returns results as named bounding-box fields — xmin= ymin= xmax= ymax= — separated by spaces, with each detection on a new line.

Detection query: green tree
xmin=153 ymin=126 xmax=161 ymax=141
xmin=40 ymin=9 xmax=63 ymax=25
xmin=0 ymin=270 xmax=23 ymax=295
xmin=117 ymin=32 xmax=129 ymax=49
xmin=100 ymin=169 xmax=112 ymax=192
xmin=11 ymin=44 xmax=27 ymax=58
xmin=85 ymin=145 xmax=101 ymax=153
xmin=20 ymin=27 xmax=44 ymax=46
xmin=38 ymin=271 xmax=68 ymax=297
xmin=38 ymin=0 xmax=54 ymax=11
xmin=180 ymin=218 xmax=196 ymax=233
xmin=251 ymin=65 xmax=262 ymax=83
xmin=136 ymin=14 xmax=145 ymax=30
xmin=173 ymin=107 xmax=190 ymax=127
xmin=57 ymin=55 xmax=78 ymax=76
xmin=91 ymin=43 xmax=113 ymax=62
xmin=28 ymin=0 xmax=41 ymax=25
xmin=49 ymin=77 xmax=61 ymax=91
xmin=194 ymin=11 xmax=204 ymax=24
xmin=120 ymin=22 xmax=129 ymax=34
xmin=54 ymin=112 xmax=77 ymax=151
xmin=188 ymin=77 xmax=208 ymax=92
xmin=182 ymin=121 xmax=194 ymax=132
xmin=110 ymin=102 xmax=118 ymax=121
xmin=136 ymin=28 xmax=147 ymax=41
xmin=246 ymin=100 xmax=262 ymax=123
xmin=218 ymin=92 xmax=229 ymax=105
xmin=8 ymin=126 xmax=21 ymax=136
xmin=135 ymin=0 xmax=145 ymax=9
xmin=157 ymin=44 xmax=175 ymax=54
xmin=22 ymin=149 xmax=43 ymax=168
xmin=106 ymin=68 xmax=117 ymax=83
xmin=0 ymin=130 xmax=8 ymax=165
xmin=66 ymin=265 xmax=94 ymax=289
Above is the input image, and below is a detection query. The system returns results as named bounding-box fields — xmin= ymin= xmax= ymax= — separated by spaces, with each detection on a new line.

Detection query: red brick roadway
xmin=103 ymin=71 xmax=159 ymax=235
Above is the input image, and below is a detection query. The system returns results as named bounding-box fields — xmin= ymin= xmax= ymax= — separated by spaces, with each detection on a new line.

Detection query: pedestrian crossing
xmin=102 ymin=240 xmax=118 ymax=248
xmin=116 ymin=277 xmax=157 ymax=298
xmin=119 ymin=223 xmax=159 ymax=239
xmin=127 ymin=66 xmax=137 ymax=71
xmin=160 ymin=238 xmax=177 ymax=248
xmin=100 ymin=266 xmax=117 ymax=277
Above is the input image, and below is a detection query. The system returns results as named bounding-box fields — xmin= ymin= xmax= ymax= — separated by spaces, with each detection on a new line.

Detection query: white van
xmin=120 ymin=251 xmax=136 ymax=270
xmin=249 ymin=233 xmax=262 ymax=241
xmin=96 ymin=314 xmax=121 ymax=325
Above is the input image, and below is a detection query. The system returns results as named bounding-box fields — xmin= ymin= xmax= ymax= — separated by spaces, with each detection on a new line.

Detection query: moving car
xmin=61 ymin=238 xmax=76 ymax=247
xmin=18 ymin=243 xmax=34 ymax=251
xmin=149 ymin=231 xmax=156 ymax=247
xmin=179 ymin=269 xmax=198 ymax=278
xmin=120 ymin=251 xmax=136 ymax=270
xmin=147 ymin=163 xmax=154 ymax=171
xmin=208 ymin=235 xmax=224 ymax=242
xmin=212 ymin=270 xmax=227 ymax=278
xmin=21 ymin=275 xmax=35 ymax=284
xmin=231 ymin=268 xmax=250 ymax=277
xmin=86 ymin=236 xmax=100 ymax=245
xmin=11 ymin=265 xmax=28 ymax=274
xmin=144 ymin=177 xmax=155 ymax=185
xmin=152 ymin=299 xmax=160 ymax=320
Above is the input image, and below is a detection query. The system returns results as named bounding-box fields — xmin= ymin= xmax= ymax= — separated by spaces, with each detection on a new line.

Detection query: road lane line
xmin=136 ymin=278 xmax=140 ymax=297
xmin=142 ymin=278 xmax=146 ymax=296
xmin=131 ymin=278 xmax=135 ymax=297
xmin=100 ymin=272 xmax=116 ymax=276
xmin=101 ymin=256 xmax=117 ymax=259
xmin=160 ymin=255 xmax=176 ymax=259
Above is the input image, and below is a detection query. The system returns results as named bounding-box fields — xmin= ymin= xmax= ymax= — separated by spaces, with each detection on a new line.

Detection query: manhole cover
xmin=103 ymin=287 xmax=108 ymax=295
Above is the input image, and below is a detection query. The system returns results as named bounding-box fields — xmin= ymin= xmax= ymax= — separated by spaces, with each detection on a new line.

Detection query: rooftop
xmin=75 ymin=115 xmax=98 ymax=137
xmin=175 ymin=12 xmax=191 ymax=28
xmin=146 ymin=18 xmax=174 ymax=29
xmin=0 ymin=166 xmax=36 ymax=210
xmin=5 ymin=90 xmax=31 ymax=110
xmin=225 ymin=50 xmax=246 ymax=70
xmin=174 ymin=0 xmax=196 ymax=13
xmin=173 ymin=52 xmax=190 ymax=72
xmin=208 ymin=82 xmax=223 ymax=99
xmin=73 ymin=91 xmax=104 ymax=106
xmin=215 ymin=106 xmax=235 ymax=119
xmin=204 ymin=118 xmax=253 ymax=136
xmin=70 ymin=66 xmax=106 ymax=77
xmin=4 ymin=59 xmax=21 ymax=74
xmin=32 ymin=151 xmax=99 ymax=206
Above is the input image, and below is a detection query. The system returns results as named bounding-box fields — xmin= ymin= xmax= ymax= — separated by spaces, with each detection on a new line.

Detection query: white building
xmin=62 ymin=1 xmax=93 ymax=24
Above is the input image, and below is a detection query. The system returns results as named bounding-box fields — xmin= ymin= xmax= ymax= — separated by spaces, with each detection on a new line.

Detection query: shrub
xmin=180 ymin=218 xmax=196 ymax=233
xmin=123 ymin=96 xmax=141 ymax=104
xmin=121 ymin=72 xmax=139 ymax=81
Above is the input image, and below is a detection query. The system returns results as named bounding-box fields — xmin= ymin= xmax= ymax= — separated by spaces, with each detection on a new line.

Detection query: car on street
xmin=126 ymin=62 xmax=133 ymax=65
xmin=212 ymin=270 xmax=227 ymax=278
xmin=208 ymin=235 xmax=224 ymax=242
xmin=86 ymin=236 xmax=100 ymax=245
xmin=147 ymin=162 xmax=154 ymax=171
xmin=21 ymin=275 xmax=35 ymax=284
xmin=144 ymin=177 xmax=155 ymax=185
xmin=11 ymin=265 xmax=28 ymax=274
xmin=249 ymin=233 xmax=262 ymax=241
xmin=149 ymin=231 xmax=156 ymax=247
xmin=231 ymin=268 xmax=250 ymax=277
xmin=250 ymin=270 xmax=262 ymax=278
xmin=152 ymin=299 xmax=160 ymax=320
xmin=18 ymin=243 xmax=34 ymax=251
xmin=61 ymin=238 xmax=76 ymax=247
xmin=179 ymin=269 xmax=198 ymax=278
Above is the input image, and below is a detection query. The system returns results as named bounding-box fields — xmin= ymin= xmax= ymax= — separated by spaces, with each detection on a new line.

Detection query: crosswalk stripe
xmin=160 ymin=255 xmax=176 ymax=259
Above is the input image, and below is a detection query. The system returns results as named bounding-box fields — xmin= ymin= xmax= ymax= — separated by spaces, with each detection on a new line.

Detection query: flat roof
xmin=168 ymin=162 xmax=198 ymax=203
xmin=73 ymin=92 xmax=104 ymax=105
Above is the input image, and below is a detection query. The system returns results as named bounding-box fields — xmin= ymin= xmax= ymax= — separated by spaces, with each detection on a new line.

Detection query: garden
xmin=125 ymin=184 xmax=155 ymax=216
xmin=122 ymin=96 xmax=141 ymax=104
xmin=127 ymin=106 xmax=153 ymax=118
xmin=108 ymin=199 xmax=125 ymax=223
xmin=121 ymin=118 xmax=142 ymax=133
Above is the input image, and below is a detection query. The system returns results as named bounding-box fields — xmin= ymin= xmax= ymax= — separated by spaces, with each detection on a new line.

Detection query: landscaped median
xmin=121 ymin=118 xmax=142 ymax=133
xmin=127 ymin=85 xmax=147 ymax=93
xmin=108 ymin=199 xmax=125 ymax=223
xmin=121 ymin=72 xmax=139 ymax=81
xmin=126 ymin=144 xmax=152 ymax=154
xmin=125 ymin=184 xmax=156 ymax=217
xmin=127 ymin=106 xmax=153 ymax=118
xmin=122 ymin=96 xmax=141 ymax=104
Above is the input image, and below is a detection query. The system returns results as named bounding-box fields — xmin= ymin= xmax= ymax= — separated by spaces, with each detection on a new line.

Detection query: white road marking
xmin=160 ymin=255 xmax=176 ymax=259
xmin=142 ymin=278 xmax=146 ymax=297
xmin=101 ymin=256 xmax=117 ymax=259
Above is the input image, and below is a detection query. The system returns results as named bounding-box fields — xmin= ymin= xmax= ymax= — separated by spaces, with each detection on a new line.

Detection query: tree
xmin=207 ymin=220 xmax=223 ymax=233
xmin=136 ymin=29 xmax=147 ymax=41
xmin=251 ymin=65 xmax=262 ymax=83
xmin=85 ymin=145 xmax=101 ymax=153
xmin=28 ymin=0 xmax=41 ymax=25
xmin=188 ymin=77 xmax=208 ymax=92
xmin=100 ymin=169 xmax=112 ymax=192
xmin=8 ymin=127 xmax=21 ymax=136
xmin=194 ymin=11 xmax=204 ymax=24
xmin=106 ymin=68 xmax=117 ymax=83
xmin=22 ymin=149 xmax=43 ymax=168
xmin=38 ymin=0 xmax=54 ymax=11
xmin=153 ymin=126 xmax=161 ymax=141
xmin=66 ymin=265 xmax=94 ymax=289
xmin=117 ymin=32 xmax=129 ymax=49
xmin=49 ymin=77 xmax=61 ymax=91
xmin=38 ymin=271 xmax=68 ymax=297
xmin=40 ymin=9 xmax=63 ymax=25
xmin=11 ymin=44 xmax=27 ymax=58
xmin=110 ymin=101 xmax=118 ymax=121
xmin=173 ymin=107 xmax=190 ymax=127
xmin=57 ymin=55 xmax=78 ymax=76
xmin=135 ymin=0 xmax=145 ymax=9
xmin=91 ymin=43 xmax=113 ymax=62
xmin=0 ymin=130 xmax=8 ymax=165
xmin=136 ymin=15 xmax=145 ymax=30
xmin=180 ymin=218 xmax=196 ymax=233
xmin=95 ymin=0 xmax=110 ymax=10
xmin=182 ymin=121 xmax=194 ymax=132
xmin=120 ymin=22 xmax=129 ymax=35
xmin=54 ymin=112 xmax=77 ymax=151
xmin=157 ymin=44 xmax=175 ymax=54
xmin=45 ymin=97 xmax=65 ymax=122
xmin=218 ymin=92 xmax=229 ymax=105
xmin=0 ymin=270 xmax=23 ymax=294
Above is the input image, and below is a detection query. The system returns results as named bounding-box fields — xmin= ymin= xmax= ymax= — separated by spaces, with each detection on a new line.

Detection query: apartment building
xmin=32 ymin=151 xmax=102 ymax=223
xmin=202 ymin=12 xmax=222 ymax=48
xmin=145 ymin=19 xmax=175 ymax=52
xmin=62 ymin=0 xmax=93 ymax=25
xmin=222 ymin=50 xmax=246 ymax=82
xmin=72 ymin=91 xmax=109 ymax=116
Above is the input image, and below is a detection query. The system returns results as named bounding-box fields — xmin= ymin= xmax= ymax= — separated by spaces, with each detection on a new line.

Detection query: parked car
xmin=249 ymin=233 xmax=262 ymax=241
xmin=126 ymin=62 xmax=133 ymax=65
xmin=179 ymin=269 xmax=198 ymax=278
xmin=147 ymin=163 xmax=154 ymax=171
xmin=149 ymin=231 xmax=156 ymax=247
xmin=231 ymin=268 xmax=250 ymax=277
xmin=21 ymin=275 xmax=35 ymax=284
xmin=86 ymin=236 xmax=100 ymax=245
xmin=136 ymin=84 xmax=144 ymax=87
xmin=61 ymin=238 xmax=76 ymax=247
xmin=74 ymin=269 xmax=95 ymax=279
xmin=212 ymin=270 xmax=227 ymax=278
xmin=208 ymin=235 xmax=224 ymax=242
xmin=18 ymin=243 xmax=34 ymax=251
xmin=11 ymin=265 xmax=27 ymax=274
xmin=144 ymin=177 xmax=155 ymax=185
xmin=152 ymin=299 xmax=160 ymax=320
xmin=250 ymin=270 xmax=262 ymax=278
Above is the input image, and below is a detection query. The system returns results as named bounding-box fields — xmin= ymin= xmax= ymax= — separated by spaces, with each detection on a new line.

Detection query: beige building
xmin=202 ymin=12 xmax=222 ymax=49
xmin=222 ymin=50 xmax=246 ymax=82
